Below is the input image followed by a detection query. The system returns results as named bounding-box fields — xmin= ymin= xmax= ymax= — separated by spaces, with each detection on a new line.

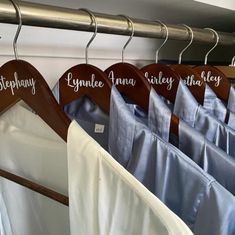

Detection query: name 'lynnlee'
xmin=0 ymin=72 xmax=36 ymax=95
xmin=66 ymin=72 xmax=104 ymax=92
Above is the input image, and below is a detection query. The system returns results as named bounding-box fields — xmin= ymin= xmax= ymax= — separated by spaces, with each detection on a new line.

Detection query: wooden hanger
xmin=215 ymin=56 xmax=235 ymax=86
xmin=59 ymin=9 xmax=112 ymax=113
xmin=0 ymin=0 xmax=69 ymax=206
xmin=58 ymin=9 xmax=112 ymax=114
xmin=140 ymin=21 xmax=181 ymax=136
xmin=193 ymin=28 xmax=231 ymax=103
xmin=0 ymin=59 xmax=70 ymax=141
xmin=59 ymin=64 xmax=112 ymax=113
xmin=169 ymin=24 xmax=206 ymax=105
xmin=104 ymin=15 xmax=150 ymax=112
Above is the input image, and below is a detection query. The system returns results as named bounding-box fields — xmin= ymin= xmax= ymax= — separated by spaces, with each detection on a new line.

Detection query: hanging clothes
xmin=204 ymin=85 xmax=235 ymax=129
xmin=148 ymin=88 xmax=235 ymax=196
xmin=53 ymin=83 xmax=109 ymax=151
xmin=173 ymin=80 xmax=235 ymax=158
xmin=108 ymin=86 xmax=235 ymax=235
xmin=0 ymin=102 xmax=70 ymax=235
xmin=0 ymin=191 xmax=12 ymax=235
xmin=67 ymin=121 xmax=193 ymax=235
xmin=228 ymin=86 xmax=235 ymax=112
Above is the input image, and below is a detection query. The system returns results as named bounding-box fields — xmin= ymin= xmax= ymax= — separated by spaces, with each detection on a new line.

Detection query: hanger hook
xmin=79 ymin=9 xmax=98 ymax=64
xmin=155 ymin=20 xmax=169 ymax=63
xmin=118 ymin=15 xmax=134 ymax=63
xmin=204 ymin=28 xmax=219 ymax=65
xmin=178 ymin=24 xmax=194 ymax=64
xmin=9 ymin=0 xmax=22 ymax=60
xmin=231 ymin=56 xmax=235 ymax=66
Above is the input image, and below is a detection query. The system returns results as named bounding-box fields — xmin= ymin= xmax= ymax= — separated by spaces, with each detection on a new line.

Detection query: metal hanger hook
xmin=79 ymin=8 xmax=98 ymax=64
xmin=9 ymin=0 xmax=22 ymax=60
xmin=204 ymin=28 xmax=219 ymax=65
xmin=155 ymin=20 xmax=169 ymax=63
xmin=178 ymin=24 xmax=194 ymax=64
xmin=118 ymin=15 xmax=134 ymax=63
xmin=231 ymin=56 xmax=235 ymax=66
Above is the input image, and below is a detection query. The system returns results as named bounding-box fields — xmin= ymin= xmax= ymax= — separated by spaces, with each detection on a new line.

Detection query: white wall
xmin=0 ymin=23 xmax=234 ymax=88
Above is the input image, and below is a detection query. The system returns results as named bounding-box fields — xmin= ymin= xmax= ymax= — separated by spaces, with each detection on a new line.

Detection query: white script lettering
xmin=0 ymin=72 xmax=36 ymax=95
xmin=65 ymin=72 xmax=104 ymax=92
xmin=183 ymin=75 xmax=203 ymax=86
xmin=144 ymin=71 xmax=174 ymax=90
xmin=108 ymin=71 xmax=136 ymax=86
xmin=201 ymin=71 xmax=222 ymax=87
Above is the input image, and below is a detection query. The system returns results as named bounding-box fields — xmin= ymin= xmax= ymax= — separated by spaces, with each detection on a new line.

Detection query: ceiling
xmin=25 ymin=0 xmax=235 ymax=32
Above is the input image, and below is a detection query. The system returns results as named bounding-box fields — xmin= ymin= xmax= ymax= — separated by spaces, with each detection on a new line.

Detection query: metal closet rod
xmin=0 ymin=0 xmax=234 ymax=46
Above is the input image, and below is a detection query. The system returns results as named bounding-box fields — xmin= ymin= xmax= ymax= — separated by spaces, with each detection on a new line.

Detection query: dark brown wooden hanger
xmin=193 ymin=28 xmax=231 ymax=104
xmin=141 ymin=63 xmax=180 ymax=135
xmin=141 ymin=63 xmax=181 ymax=104
xmin=58 ymin=64 xmax=112 ymax=114
xmin=194 ymin=65 xmax=231 ymax=103
xmin=216 ymin=57 xmax=235 ymax=86
xmin=171 ymin=64 xmax=206 ymax=105
xmin=0 ymin=0 xmax=69 ymax=207
xmin=168 ymin=24 xmax=206 ymax=105
xmin=0 ymin=59 xmax=70 ymax=141
xmin=0 ymin=59 xmax=69 ymax=206
xmin=58 ymin=9 xmax=112 ymax=114
xmin=105 ymin=62 xmax=151 ymax=112
xmin=104 ymin=15 xmax=150 ymax=112
xmin=216 ymin=65 xmax=235 ymax=82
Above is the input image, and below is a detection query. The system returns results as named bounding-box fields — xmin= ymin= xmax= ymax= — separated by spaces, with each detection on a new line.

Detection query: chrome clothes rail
xmin=0 ymin=0 xmax=234 ymax=46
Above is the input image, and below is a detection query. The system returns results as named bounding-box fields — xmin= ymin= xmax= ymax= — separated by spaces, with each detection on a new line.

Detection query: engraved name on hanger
xmin=65 ymin=72 xmax=104 ymax=92
xmin=144 ymin=71 xmax=174 ymax=90
xmin=200 ymin=71 xmax=222 ymax=87
xmin=183 ymin=75 xmax=203 ymax=86
xmin=108 ymin=71 xmax=136 ymax=86
xmin=0 ymin=72 xmax=36 ymax=95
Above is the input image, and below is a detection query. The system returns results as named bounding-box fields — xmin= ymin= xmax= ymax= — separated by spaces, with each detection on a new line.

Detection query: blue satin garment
xmin=173 ymin=81 xmax=235 ymax=158
xmin=228 ymin=86 xmax=235 ymax=112
xmin=204 ymin=85 xmax=235 ymax=130
xmin=148 ymin=88 xmax=235 ymax=196
xmin=108 ymin=86 xmax=235 ymax=235
xmin=53 ymin=83 xmax=109 ymax=151
xmin=203 ymin=85 xmax=226 ymax=122
xmin=53 ymin=83 xmax=235 ymax=235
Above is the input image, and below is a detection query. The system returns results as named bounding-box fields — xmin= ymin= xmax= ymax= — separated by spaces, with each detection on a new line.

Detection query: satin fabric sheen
xmin=108 ymin=86 xmax=235 ymax=235
xmin=67 ymin=121 xmax=193 ymax=235
xmin=148 ymin=88 xmax=235 ymax=196
xmin=173 ymin=81 xmax=235 ymax=158
xmin=228 ymin=86 xmax=235 ymax=112
xmin=204 ymin=85 xmax=235 ymax=129
xmin=56 ymin=82 xmax=235 ymax=235
xmin=0 ymin=103 xmax=70 ymax=235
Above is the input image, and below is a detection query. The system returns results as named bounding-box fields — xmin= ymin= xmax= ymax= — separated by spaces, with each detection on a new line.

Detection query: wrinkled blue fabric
xmin=203 ymin=85 xmax=226 ymax=122
xmin=53 ymin=82 xmax=109 ymax=151
xmin=173 ymin=81 xmax=235 ymax=158
xmin=228 ymin=86 xmax=235 ymax=112
xmin=53 ymin=82 xmax=235 ymax=235
xmin=148 ymin=88 xmax=235 ymax=196
xmin=109 ymin=86 xmax=235 ymax=235
xmin=204 ymin=85 xmax=235 ymax=130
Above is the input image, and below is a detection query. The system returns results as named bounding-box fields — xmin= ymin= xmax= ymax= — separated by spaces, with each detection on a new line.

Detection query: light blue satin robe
xmin=173 ymin=81 xmax=235 ymax=158
xmin=53 ymin=83 xmax=109 ymax=151
xmin=53 ymin=84 xmax=235 ymax=235
xmin=148 ymin=88 xmax=235 ymax=196
xmin=228 ymin=86 xmax=235 ymax=112
xmin=109 ymin=86 xmax=235 ymax=235
xmin=204 ymin=85 xmax=235 ymax=130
